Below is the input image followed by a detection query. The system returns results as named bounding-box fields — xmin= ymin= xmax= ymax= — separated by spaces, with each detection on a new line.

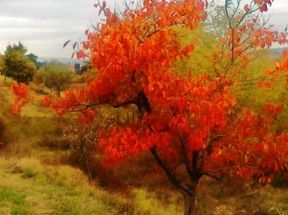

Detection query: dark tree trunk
xmin=81 ymin=140 xmax=92 ymax=180
xmin=183 ymin=192 xmax=196 ymax=215
xmin=150 ymin=147 xmax=201 ymax=215
xmin=56 ymin=89 xmax=61 ymax=97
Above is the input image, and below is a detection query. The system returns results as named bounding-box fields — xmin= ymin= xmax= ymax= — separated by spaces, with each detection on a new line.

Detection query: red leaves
xmin=10 ymin=83 xmax=30 ymax=114
xmin=259 ymin=3 xmax=268 ymax=12
xmin=257 ymin=81 xmax=273 ymax=88
xmin=41 ymin=96 xmax=52 ymax=107
xmin=11 ymin=83 xmax=29 ymax=98
xmin=79 ymin=109 xmax=95 ymax=124
xmin=100 ymin=126 xmax=156 ymax=163
xmin=254 ymin=0 xmax=274 ymax=13
xmin=182 ymin=44 xmax=194 ymax=56
xmin=188 ymin=131 xmax=208 ymax=151
xmin=263 ymin=103 xmax=284 ymax=118
xmin=76 ymin=50 xmax=86 ymax=60
xmin=276 ymin=51 xmax=288 ymax=73
xmin=41 ymin=89 xmax=87 ymax=115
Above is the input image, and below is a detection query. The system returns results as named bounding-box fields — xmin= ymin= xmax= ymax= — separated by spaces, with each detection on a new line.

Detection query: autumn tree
xmin=11 ymin=0 xmax=288 ymax=214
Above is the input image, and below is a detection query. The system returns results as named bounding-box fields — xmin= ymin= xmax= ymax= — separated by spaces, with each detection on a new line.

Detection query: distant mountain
xmin=38 ymin=57 xmax=84 ymax=65
xmin=37 ymin=47 xmax=288 ymax=65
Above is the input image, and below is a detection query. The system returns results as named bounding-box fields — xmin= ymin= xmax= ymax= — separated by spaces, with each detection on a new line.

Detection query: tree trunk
xmin=183 ymin=192 xmax=196 ymax=215
xmin=56 ymin=89 xmax=61 ymax=97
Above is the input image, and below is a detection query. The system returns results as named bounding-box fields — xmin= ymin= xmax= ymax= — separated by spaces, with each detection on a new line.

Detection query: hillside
xmin=0 ymin=75 xmax=288 ymax=214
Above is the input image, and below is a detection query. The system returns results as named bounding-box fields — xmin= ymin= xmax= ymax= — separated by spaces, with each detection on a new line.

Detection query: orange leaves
xmin=203 ymin=100 xmax=288 ymax=183
xmin=10 ymin=83 xmax=30 ymax=114
xmin=11 ymin=82 xmax=29 ymax=98
xmin=100 ymin=126 xmax=172 ymax=164
xmin=78 ymin=0 xmax=206 ymax=83
xmin=217 ymin=5 xmax=287 ymax=69
xmin=182 ymin=44 xmax=195 ymax=57
xmin=169 ymin=115 xmax=190 ymax=133
xmin=41 ymin=96 xmax=52 ymax=107
xmin=275 ymin=51 xmax=288 ymax=73
xmin=187 ymin=131 xmax=208 ymax=151
xmin=250 ymin=28 xmax=277 ymax=48
xmin=41 ymin=89 xmax=87 ymax=115
xmin=259 ymin=50 xmax=288 ymax=86
xmin=76 ymin=50 xmax=86 ymax=60
xmin=257 ymin=81 xmax=273 ymax=88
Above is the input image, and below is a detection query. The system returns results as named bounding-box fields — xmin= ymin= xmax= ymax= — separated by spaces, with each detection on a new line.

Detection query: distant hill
xmin=38 ymin=57 xmax=84 ymax=65
xmin=269 ymin=47 xmax=288 ymax=59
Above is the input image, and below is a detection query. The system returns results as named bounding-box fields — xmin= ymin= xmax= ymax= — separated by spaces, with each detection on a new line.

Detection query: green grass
xmin=0 ymin=158 xmax=123 ymax=215
xmin=1 ymin=156 xmax=288 ymax=215
xmin=0 ymin=187 xmax=31 ymax=215
xmin=0 ymin=157 xmax=185 ymax=215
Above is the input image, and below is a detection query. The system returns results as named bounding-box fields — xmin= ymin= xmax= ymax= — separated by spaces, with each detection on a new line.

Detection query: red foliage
xmin=10 ymin=83 xmax=30 ymax=114
xmin=29 ymin=0 xmax=288 ymax=184
xmin=254 ymin=0 xmax=274 ymax=12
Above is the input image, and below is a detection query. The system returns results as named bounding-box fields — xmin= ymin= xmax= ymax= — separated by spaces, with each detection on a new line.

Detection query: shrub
xmin=37 ymin=63 xmax=73 ymax=97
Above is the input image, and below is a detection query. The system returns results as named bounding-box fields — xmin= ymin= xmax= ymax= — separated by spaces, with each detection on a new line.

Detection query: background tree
xmin=174 ymin=0 xmax=288 ymax=131
xmin=5 ymin=42 xmax=27 ymax=54
xmin=205 ymin=0 xmax=287 ymax=73
xmin=0 ymin=54 xmax=6 ymax=78
xmin=36 ymin=63 xmax=73 ymax=97
xmin=26 ymin=53 xmax=41 ymax=69
xmin=3 ymin=42 xmax=36 ymax=84
xmin=74 ymin=63 xmax=81 ymax=74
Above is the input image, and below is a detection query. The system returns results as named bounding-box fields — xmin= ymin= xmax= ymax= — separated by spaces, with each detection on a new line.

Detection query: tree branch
xmin=179 ymin=135 xmax=194 ymax=179
xmin=150 ymin=146 xmax=190 ymax=195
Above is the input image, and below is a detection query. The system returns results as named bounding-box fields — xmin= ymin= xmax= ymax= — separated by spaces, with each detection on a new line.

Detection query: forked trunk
xmin=183 ymin=192 xmax=196 ymax=215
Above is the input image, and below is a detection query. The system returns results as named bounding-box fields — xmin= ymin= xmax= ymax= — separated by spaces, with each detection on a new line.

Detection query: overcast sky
xmin=0 ymin=0 xmax=287 ymax=58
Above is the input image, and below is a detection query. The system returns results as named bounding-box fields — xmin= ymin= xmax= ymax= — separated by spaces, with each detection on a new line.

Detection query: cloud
xmin=0 ymin=0 xmax=98 ymax=58
xmin=0 ymin=0 xmax=287 ymax=58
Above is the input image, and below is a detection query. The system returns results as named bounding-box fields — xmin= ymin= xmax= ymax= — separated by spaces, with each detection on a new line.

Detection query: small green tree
xmin=3 ymin=42 xmax=36 ymax=84
xmin=37 ymin=63 xmax=73 ymax=97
